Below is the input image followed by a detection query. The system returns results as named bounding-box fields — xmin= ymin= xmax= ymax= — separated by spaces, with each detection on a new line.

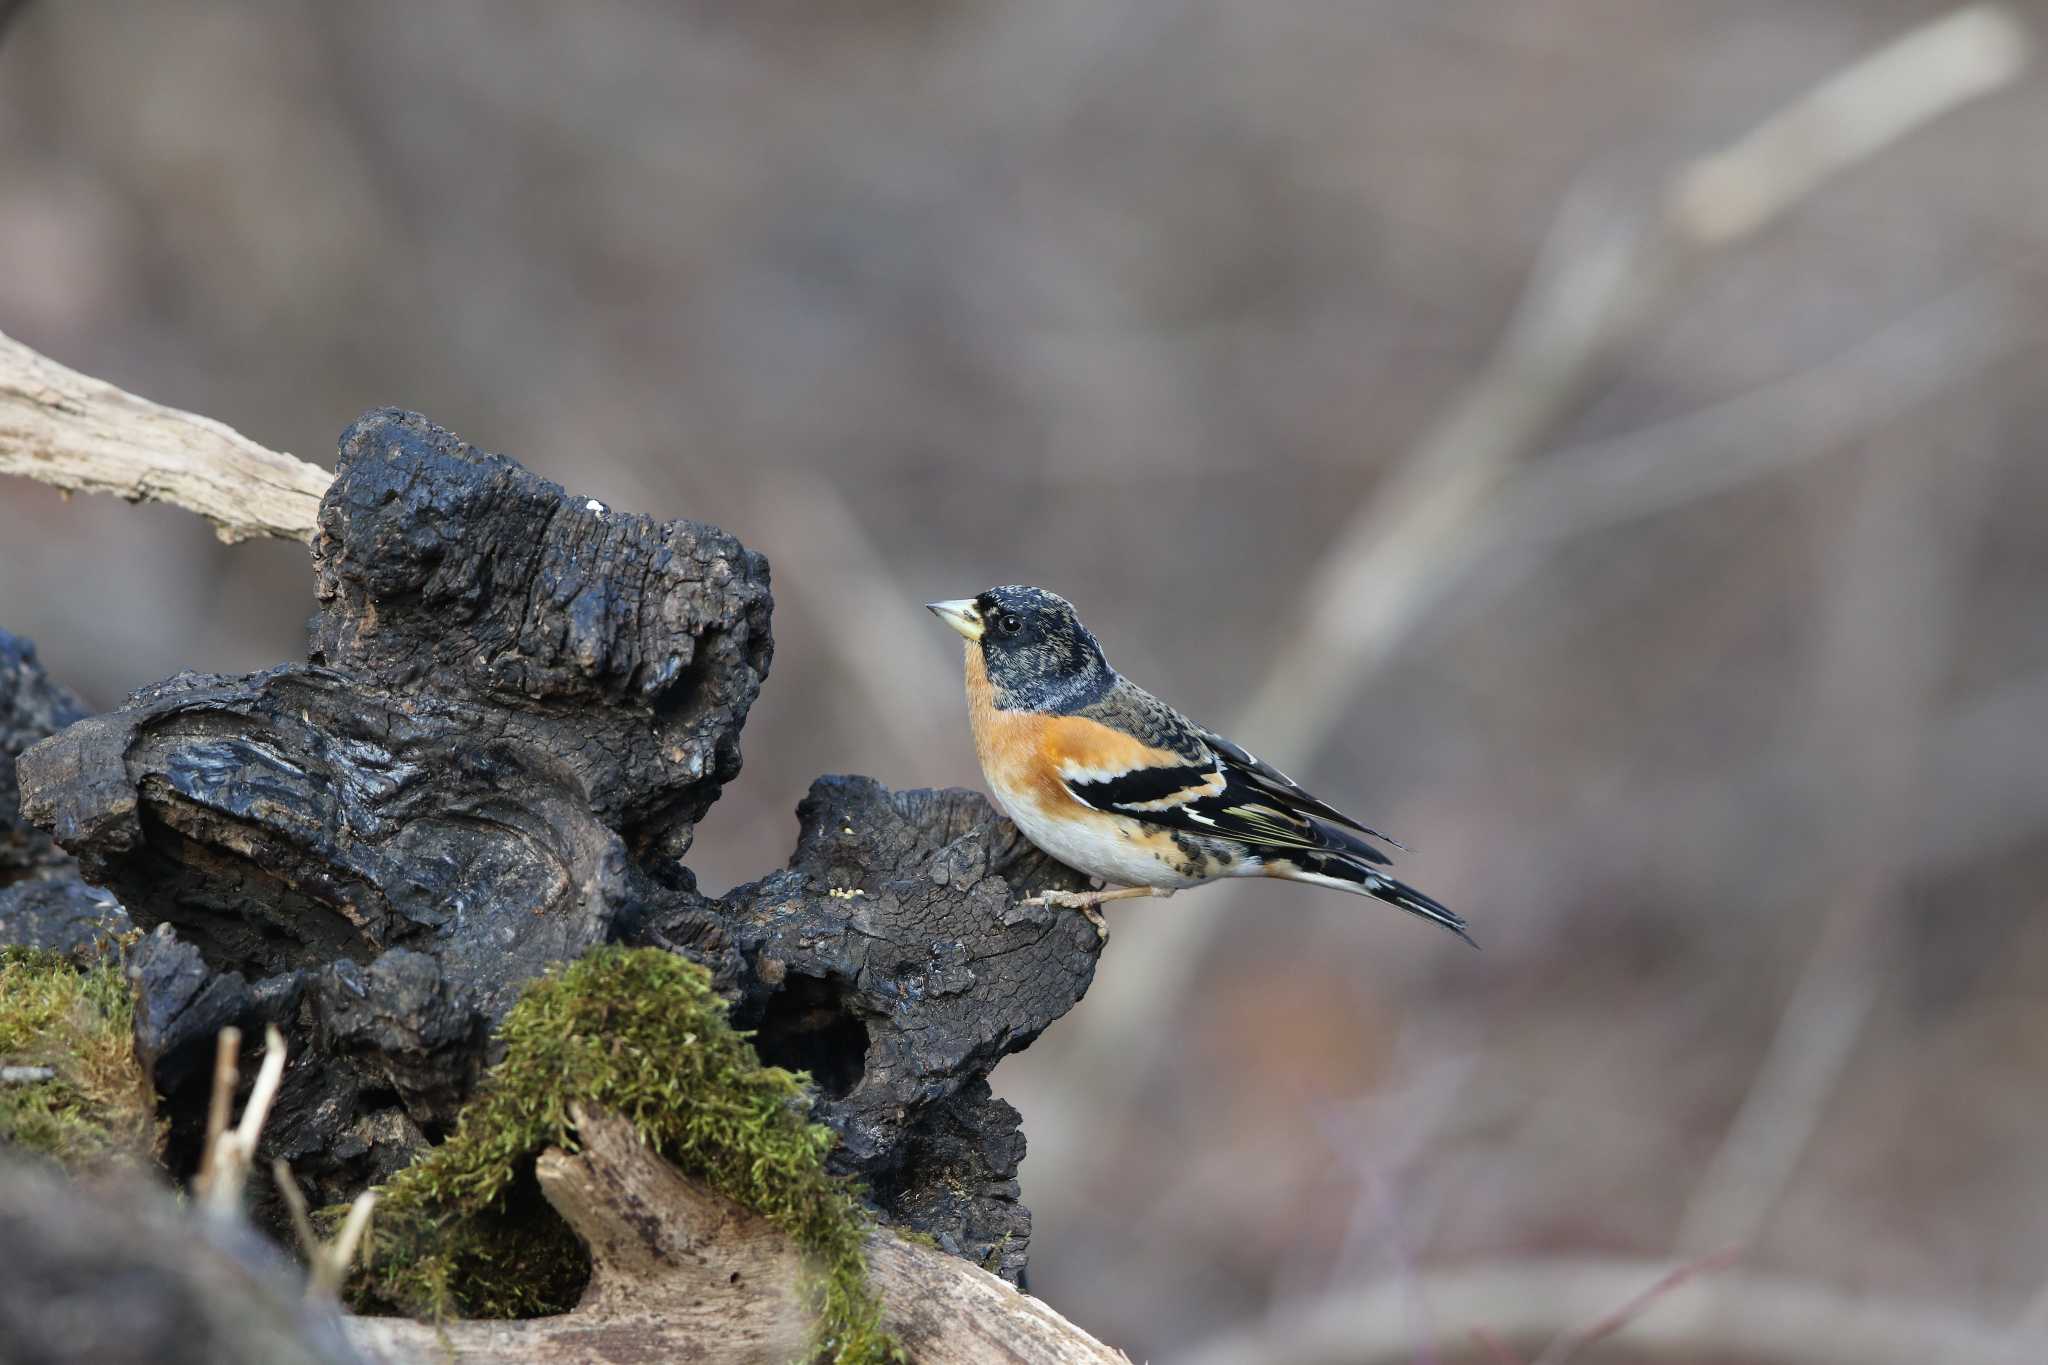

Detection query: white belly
xmin=992 ymin=784 xmax=1208 ymax=890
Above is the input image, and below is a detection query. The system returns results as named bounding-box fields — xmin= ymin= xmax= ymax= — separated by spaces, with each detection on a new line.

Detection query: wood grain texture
xmin=0 ymin=328 xmax=331 ymax=544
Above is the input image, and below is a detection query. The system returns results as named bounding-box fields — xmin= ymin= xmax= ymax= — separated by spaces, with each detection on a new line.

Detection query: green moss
xmin=357 ymin=946 xmax=900 ymax=1364
xmin=0 ymin=946 xmax=160 ymax=1169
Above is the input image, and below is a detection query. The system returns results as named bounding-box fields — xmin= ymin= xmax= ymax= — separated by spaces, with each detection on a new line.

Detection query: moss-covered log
xmin=352 ymin=947 xmax=896 ymax=1362
xmin=346 ymin=1106 xmax=1125 ymax=1365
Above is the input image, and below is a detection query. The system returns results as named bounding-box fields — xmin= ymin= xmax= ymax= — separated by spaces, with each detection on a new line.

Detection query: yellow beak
xmin=925 ymin=598 xmax=984 ymax=642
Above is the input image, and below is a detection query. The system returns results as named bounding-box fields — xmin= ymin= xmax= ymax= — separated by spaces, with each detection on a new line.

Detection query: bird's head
xmin=926 ymin=585 xmax=1113 ymax=711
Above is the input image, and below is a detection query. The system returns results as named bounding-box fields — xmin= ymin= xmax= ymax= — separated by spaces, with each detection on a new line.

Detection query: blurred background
xmin=4 ymin=2 xmax=2047 ymax=1359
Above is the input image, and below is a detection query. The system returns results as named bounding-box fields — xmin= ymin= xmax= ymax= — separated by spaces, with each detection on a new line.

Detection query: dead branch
xmin=343 ymin=1105 xmax=1125 ymax=1365
xmin=274 ymin=1158 xmax=379 ymax=1301
xmin=195 ymin=1024 xmax=288 ymax=1216
xmin=0 ymin=328 xmax=331 ymax=543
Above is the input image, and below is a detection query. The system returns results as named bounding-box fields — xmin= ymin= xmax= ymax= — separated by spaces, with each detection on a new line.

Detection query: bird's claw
xmin=1020 ymin=890 xmax=1111 ymax=942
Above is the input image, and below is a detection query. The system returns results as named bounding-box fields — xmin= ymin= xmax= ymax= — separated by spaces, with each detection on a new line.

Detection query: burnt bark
xmin=1 ymin=630 xmax=87 ymax=884
xmin=9 ymin=409 xmax=1100 ymax=1287
xmin=634 ymin=775 xmax=1095 ymax=1278
xmin=0 ymin=628 xmax=132 ymax=961
xmin=311 ymin=408 xmax=773 ymax=866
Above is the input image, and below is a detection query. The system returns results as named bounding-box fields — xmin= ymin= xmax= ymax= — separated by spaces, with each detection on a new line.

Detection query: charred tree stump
xmin=635 ymin=775 xmax=1096 ymax=1277
xmin=9 ymin=407 xmax=1102 ymax=1290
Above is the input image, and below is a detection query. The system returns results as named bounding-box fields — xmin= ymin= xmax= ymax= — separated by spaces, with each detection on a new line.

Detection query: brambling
xmin=926 ymin=586 xmax=1471 ymax=944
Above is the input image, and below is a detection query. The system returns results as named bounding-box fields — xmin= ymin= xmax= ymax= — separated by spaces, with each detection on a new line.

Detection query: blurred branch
xmin=0 ymin=328 xmax=331 ymax=544
xmin=1666 ymin=5 xmax=2031 ymax=247
xmin=1528 ymin=1246 xmax=1741 ymax=1365
xmin=1179 ymin=1256 xmax=2024 ymax=1365
xmin=1048 ymin=3 xmax=2033 ymax=1100
xmin=272 ymin=1158 xmax=378 ymax=1301
xmin=749 ymin=473 xmax=957 ymax=764
xmin=1456 ymin=280 xmax=2025 ymax=624
xmin=1675 ymin=391 xmax=1999 ymax=1252
xmin=1242 ymin=1 xmax=2029 ymax=768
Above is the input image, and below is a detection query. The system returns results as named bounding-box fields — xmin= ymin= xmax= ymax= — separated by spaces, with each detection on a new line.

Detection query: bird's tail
xmin=1273 ymin=847 xmax=1476 ymax=948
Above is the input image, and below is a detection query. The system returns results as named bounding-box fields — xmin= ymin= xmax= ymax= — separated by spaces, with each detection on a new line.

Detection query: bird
xmin=926 ymin=585 xmax=1471 ymax=945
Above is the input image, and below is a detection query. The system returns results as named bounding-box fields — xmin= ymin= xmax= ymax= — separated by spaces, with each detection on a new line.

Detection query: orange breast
xmin=964 ymin=646 xmax=1184 ymax=815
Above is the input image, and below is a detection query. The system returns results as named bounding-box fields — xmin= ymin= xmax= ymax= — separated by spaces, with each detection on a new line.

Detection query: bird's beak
xmin=926 ymin=598 xmax=984 ymax=642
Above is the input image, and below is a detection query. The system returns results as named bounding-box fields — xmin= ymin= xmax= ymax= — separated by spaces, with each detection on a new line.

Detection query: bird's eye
xmin=997 ymin=613 xmax=1023 ymax=636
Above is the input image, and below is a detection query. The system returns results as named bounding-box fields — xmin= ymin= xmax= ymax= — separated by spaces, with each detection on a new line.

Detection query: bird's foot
xmin=1020 ymin=886 xmax=1174 ymax=942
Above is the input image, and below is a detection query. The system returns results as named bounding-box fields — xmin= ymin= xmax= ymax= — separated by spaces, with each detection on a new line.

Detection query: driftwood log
xmin=4 ymin=367 xmax=1106 ymax=1360
xmin=345 ymin=1106 xmax=1122 ymax=1365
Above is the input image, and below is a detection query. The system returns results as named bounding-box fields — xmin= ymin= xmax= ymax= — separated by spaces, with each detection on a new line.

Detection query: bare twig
xmin=271 ymin=1158 xmax=324 ymax=1264
xmin=196 ymin=1024 xmax=288 ymax=1216
xmin=0 ymin=1065 xmax=56 ymax=1085
xmin=1179 ymin=1256 xmax=2021 ymax=1365
xmin=236 ymin=1027 xmax=288 ymax=1149
xmin=0 ymin=328 xmax=331 ymax=543
xmin=314 ymin=1192 xmax=378 ymax=1301
xmin=193 ymin=1026 xmax=242 ymax=1205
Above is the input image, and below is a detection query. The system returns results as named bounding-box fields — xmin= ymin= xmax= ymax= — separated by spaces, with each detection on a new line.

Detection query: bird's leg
xmin=1021 ymin=885 xmax=1175 ymax=940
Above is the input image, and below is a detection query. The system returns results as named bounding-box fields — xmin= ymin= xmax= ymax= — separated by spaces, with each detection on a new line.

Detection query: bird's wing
xmin=1050 ymin=685 xmax=1468 ymax=943
xmin=1055 ymin=685 xmax=1396 ymax=864
xmin=1194 ymin=727 xmax=1407 ymax=850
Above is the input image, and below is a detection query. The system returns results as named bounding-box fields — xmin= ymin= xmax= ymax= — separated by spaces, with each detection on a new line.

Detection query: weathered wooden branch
xmin=0 ymin=328 xmax=330 ymax=543
xmin=344 ymin=1107 xmax=1126 ymax=1365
